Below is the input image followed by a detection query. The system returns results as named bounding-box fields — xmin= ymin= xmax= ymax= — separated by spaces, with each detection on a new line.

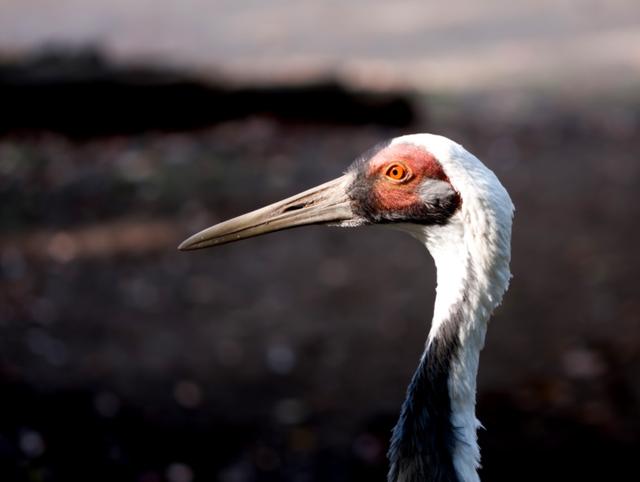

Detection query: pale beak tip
xmin=178 ymin=236 xmax=199 ymax=251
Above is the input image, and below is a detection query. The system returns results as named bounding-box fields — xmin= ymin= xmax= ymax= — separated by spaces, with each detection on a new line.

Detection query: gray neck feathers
xmin=387 ymin=298 xmax=467 ymax=482
xmin=387 ymin=251 xmax=476 ymax=482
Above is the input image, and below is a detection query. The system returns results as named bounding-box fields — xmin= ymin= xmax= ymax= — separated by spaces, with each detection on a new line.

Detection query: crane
xmin=179 ymin=134 xmax=514 ymax=482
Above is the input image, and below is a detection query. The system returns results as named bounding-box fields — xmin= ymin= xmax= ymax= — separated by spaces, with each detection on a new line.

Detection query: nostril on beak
xmin=282 ymin=201 xmax=312 ymax=213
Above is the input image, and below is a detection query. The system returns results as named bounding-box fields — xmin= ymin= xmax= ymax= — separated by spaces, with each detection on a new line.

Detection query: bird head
xmin=178 ymin=134 xmax=509 ymax=251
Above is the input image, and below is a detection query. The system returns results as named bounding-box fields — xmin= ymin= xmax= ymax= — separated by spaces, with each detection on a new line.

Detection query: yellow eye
xmin=385 ymin=163 xmax=409 ymax=181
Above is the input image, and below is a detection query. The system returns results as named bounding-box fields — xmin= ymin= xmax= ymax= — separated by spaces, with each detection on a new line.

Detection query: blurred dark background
xmin=1 ymin=2 xmax=639 ymax=481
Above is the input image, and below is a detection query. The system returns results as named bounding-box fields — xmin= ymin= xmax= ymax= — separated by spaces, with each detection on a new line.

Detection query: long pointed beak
xmin=178 ymin=173 xmax=358 ymax=251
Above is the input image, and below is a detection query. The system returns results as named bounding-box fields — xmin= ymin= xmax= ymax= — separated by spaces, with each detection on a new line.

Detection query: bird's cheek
xmin=374 ymin=184 xmax=420 ymax=211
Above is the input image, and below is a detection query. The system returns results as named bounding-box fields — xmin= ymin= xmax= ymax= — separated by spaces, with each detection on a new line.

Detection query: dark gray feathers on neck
xmin=387 ymin=315 xmax=463 ymax=482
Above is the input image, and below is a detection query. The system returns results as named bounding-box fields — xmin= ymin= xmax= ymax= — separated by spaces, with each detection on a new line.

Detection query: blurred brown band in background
xmin=0 ymin=49 xmax=416 ymax=137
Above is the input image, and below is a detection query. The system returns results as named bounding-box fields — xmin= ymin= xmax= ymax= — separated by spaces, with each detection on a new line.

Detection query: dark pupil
xmin=392 ymin=169 xmax=398 ymax=176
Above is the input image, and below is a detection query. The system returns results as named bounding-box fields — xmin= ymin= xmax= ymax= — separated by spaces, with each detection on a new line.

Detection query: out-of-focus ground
xmin=2 ymin=100 xmax=640 ymax=482
xmin=1 ymin=1 xmax=640 ymax=482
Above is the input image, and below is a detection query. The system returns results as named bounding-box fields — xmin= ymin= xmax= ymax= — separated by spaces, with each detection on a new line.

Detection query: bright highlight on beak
xmin=178 ymin=174 xmax=356 ymax=251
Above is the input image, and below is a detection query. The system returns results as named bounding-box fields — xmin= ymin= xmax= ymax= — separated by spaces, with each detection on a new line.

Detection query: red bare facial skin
xmin=367 ymin=143 xmax=450 ymax=211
